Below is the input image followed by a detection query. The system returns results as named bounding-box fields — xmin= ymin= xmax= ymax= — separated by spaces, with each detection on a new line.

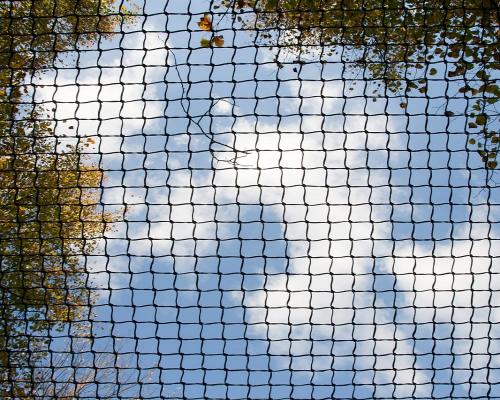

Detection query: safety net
xmin=0 ymin=0 xmax=499 ymax=398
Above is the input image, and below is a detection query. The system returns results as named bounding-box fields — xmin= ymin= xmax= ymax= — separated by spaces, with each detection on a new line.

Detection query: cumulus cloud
xmin=29 ymin=13 xmax=499 ymax=396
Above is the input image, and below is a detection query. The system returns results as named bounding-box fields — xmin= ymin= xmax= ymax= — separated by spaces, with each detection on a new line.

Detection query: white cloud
xmin=27 ymin=19 xmax=499 ymax=393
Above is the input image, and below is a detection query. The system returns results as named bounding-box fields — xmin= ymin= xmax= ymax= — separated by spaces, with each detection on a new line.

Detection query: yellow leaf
xmin=197 ymin=14 xmax=212 ymax=31
xmin=212 ymin=36 xmax=224 ymax=47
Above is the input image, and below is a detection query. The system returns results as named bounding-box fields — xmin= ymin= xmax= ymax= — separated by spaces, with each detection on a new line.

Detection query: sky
xmin=30 ymin=0 xmax=500 ymax=398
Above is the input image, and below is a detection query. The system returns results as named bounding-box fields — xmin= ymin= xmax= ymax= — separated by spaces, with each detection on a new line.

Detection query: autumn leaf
xmin=198 ymin=14 xmax=212 ymax=31
xmin=200 ymin=38 xmax=212 ymax=48
xmin=212 ymin=36 xmax=224 ymax=47
xmin=475 ymin=114 xmax=487 ymax=125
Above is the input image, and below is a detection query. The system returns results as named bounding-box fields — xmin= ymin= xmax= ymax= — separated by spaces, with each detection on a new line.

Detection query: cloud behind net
xmin=32 ymin=5 xmax=500 ymax=398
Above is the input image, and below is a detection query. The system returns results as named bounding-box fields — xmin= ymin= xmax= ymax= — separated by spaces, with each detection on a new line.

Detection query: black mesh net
xmin=0 ymin=0 xmax=499 ymax=398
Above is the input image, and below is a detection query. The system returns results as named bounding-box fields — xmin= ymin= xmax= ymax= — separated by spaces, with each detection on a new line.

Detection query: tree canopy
xmin=210 ymin=0 xmax=499 ymax=168
xmin=0 ymin=0 xmax=126 ymax=75
xmin=0 ymin=130 xmax=107 ymax=397
xmin=0 ymin=0 xmax=128 ymax=396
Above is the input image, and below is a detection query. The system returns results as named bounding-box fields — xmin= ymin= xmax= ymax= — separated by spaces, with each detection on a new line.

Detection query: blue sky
xmin=31 ymin=0 xmax=500 ymax=398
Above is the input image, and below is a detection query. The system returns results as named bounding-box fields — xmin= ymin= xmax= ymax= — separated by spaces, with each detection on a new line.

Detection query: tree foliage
xmin=0 ymin=130 xmax=107 ymax=398
xmin=0 ymin=0 xmax=129 ymax=77
xmin=0 ymin=0 xmax=128 ymax=396
xmin=211 ymin=0 xmax=499 ymax=168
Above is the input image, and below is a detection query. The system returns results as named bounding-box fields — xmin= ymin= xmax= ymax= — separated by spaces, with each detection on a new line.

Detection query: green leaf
xmin=200 ymin=38 xmax=211 ymax=48
xmin=475 ymin=115 xmax=487 ymax=125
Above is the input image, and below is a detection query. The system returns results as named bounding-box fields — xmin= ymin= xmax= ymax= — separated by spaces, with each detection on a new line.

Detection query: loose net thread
xmin=0 ymin=0 xmax=499 ymax=399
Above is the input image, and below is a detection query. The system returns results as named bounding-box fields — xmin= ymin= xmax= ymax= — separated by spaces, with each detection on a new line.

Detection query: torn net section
xmin=0 ymin=0 xmax=499 ymax=398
